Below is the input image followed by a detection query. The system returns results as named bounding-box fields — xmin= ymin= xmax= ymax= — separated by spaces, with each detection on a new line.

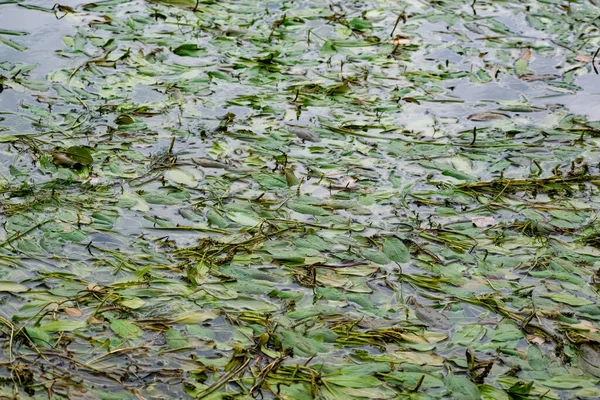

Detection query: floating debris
xmin=285 ymin=124 xmax=321 ymax=142
xmin=0 ymin=0 xmax=599 ymax=398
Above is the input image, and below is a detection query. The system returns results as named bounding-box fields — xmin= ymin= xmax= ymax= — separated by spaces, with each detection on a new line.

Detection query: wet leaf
xmin=444 ymin=373 xmax=481 ymax=400
xmin=288 ymin=201 xmax=330 ymax=216
xmin=348 ymin=18 xmax=372 ymax=31
xmin=0 ymin=281 xmax=28 ymax=293
xmin=4 ymin=0 xmax=600 ymax=397
xmin=173 ymin=311 xmax=219 ymax=324
xmin=541 ymin=375 xmax=599 ymax=389
xmin=579 ymin=344 xmax=600 ymax=378
xmin=40 ymin=320 xmax=86 ymax=333
xmin=281 ymin=330 xmax=328 ymax=357
xmin=414 ymin=304 xmax=452 ymax=330
xmin=467 ymin=112 xmax=509 ymax=121
xmin=286 ymin=124 xmax=321 ymax=142
xmin=110 ymin=319 xmax=142 ymax=340
xmin=165 ymin=168 xmax=199 ymax=187
xmin=62 ymin=146 xmax=93 ymax=166
xmin=545 ymin=293 xmax=594 ymax=306
xmin=0 ymin=36 xmax=28 ymax=51
xmin=252 ymin=173 xmax=287 ymax=189
xmin=172 ymin=44 xmax=208 ymax=57
xmin=64 ymin=307 xmax=83 ymax=317
xmin=382 ymin=237 xmax=410 ymax=263
xmin=166 ymin=328 xmax=188 ymax=349
xmin=323 ymin=374 xmax=381 ymax=388
xmin=25 ymin=327 xmax=52 ymax=346
xmin=120 ymin=297 xmax=145 ymax=309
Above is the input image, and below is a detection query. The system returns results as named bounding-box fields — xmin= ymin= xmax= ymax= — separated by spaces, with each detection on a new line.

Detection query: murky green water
xmin=1 ymin=0 xmax=600 ymax=399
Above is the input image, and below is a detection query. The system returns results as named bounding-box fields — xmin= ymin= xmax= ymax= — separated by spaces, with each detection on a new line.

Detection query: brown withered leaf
xmin=468 ymin=112 xmax=510 ymax=121
xmin=64 ymin=307 xmax=84 ymax=317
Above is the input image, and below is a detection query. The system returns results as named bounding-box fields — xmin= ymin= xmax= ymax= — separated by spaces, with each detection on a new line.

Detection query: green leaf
xmin=444 ymin=374 xmax=481 ymax=400
xmin=165 ymin=168 xmax=199 ymax=187
xmin=285 ymin=169 xmax=300 ymax=186
xmin=120 ymin=297 xmax=146 ymax=309
xmin=73 ymin=32 xmax=86 ymax=52
xmin=0 ymin=29 xmax=29 ymax=36
xmin=115 ymin=114 xmax=135 ymax=125
xmin=515 ymin=58 xmax=530 ymax=76
xmin=166 ymin=328 xmax=188 ymax=349
xmin=227 ymin=211 xmax=260 ymax=226
xmin=277 ymin=383 xmax=313 ymax=400
xmin=323 ymin=374 xmax=381 ymax=388
xmin=40 ymin=320 xmax=86 ymax=332
xmin=320 ymin=41 xmax=337 ymax=55
xmin=507 ymin=381 xmax=533 ymax=396
xmin=281 ymin=330 xmax=328 ymax=357
xmin=110 ymin=319 xmax=143 ymax=339
xmin=252 ymin=173 xmax=287 ymax=189
xmin=288 ymin=202 xmax=330 ymax=216
xmin=382 ymin=237 xmax=410 ymax=263
xmin=442 ymin=170 xmax=477 ymax=182
xmin=541 ymin=375 xmax=599 ymax=389
xmin=207 ymin=71 xmax=234 ymax=82
xmin=25 ymin=327 xmax=52 ymax=346
xmin=348 ymin=18 xmax=373 ymax=31
xmin=361 ymin=249 xmax=392 ymax=265
xmin=480 ymin=385 xmax=510 ymax=400
xmin=0 ymin=281 xmax=28 ymax=293
xmin=490 ymin=321 xmax=523 ymax=342
xmin=143 ymin=192 xmax=183 ymax=205
xmin=174 ymin=311 xmax=219 ymax=324
xmin=172 ymin=44 xmax=208 ymax=57
xmin=527 ymin=345 xmax=549 ymax=371
xmin=207 ymin=209 xmax=229 ymax=228
xmin=0 ymin=36 xmax=28 ymax=51
xmin=64 ymin=146 xmax=93 ymax=166
xmin=546 ymin=293 xmax=594 ymax=306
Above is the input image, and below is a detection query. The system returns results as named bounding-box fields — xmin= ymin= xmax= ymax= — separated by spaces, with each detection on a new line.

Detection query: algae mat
xmin=1 ymin=0 xmax=600 ymax=398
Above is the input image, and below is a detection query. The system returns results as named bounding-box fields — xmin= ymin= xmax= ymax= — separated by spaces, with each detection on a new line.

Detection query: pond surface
xmin=1 ymin=0 xmax=600 ymax=399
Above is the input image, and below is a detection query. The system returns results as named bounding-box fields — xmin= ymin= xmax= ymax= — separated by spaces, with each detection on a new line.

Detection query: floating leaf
xmin=348 ymin=18 xmax=373 ymax=31
xmin=0 ymin=281 xmax=28 ymax=293
xmin=579 ymin=344 xmax=600 ymax=378
xmin=25 ymin=327 xmax=52 ymax=346
xmin=252 ymin=173 xmax=287 ymax=189
xmin=54 ymin=146 xmax=93 ymax=168
xmin=40 ymin=320 xmax=86 ymax=333
xmin=323 ymin=374 xmax=381 ymax=388
xmin=0 ymin=36 xmax=28 ymax=51
xmin=173 ymin=311 xmax=219 ymax=324
xmin=541 ymin=375 xmax=599 ymax=389
xmin=120 ymin=297 xmax=146 ymax=309
xmin=165 ymin=168 xmax=199 ymax=187
xmin=172 ymin=44 xmax=208 ymax=57
xmin=64 ymin=307 xmax=83 ymax=317
xmin=286 ymin=124 xmax=321 ymax=142
xmin=288 ymin=202 xmax=330 ymax=216
xmin=414 ymin=304 xmax=452 ymax=330
xmin=110 ymin=319 xmax=142 ymax=340
xmin=467 ymin=112 xmax=509 ymax=121
xmin=281 ymin=330 xmax=328 ymax=357
xmin=382 ymin=237 xmax=410 ymax=263
xmin=166 ymin=328 xmax=189 ymax=349
xmin=527 ymin=345 xmax=549 ymax=371
xmin=444 ymin=374 xmax=481 ymax=400
xmin=545 ymin=293 xmax=594 ymax=306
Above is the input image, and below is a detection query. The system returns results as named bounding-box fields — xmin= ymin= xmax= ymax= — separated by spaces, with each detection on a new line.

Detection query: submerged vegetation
xmin=1 ymin=0 xmax=600 ymax=398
